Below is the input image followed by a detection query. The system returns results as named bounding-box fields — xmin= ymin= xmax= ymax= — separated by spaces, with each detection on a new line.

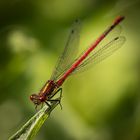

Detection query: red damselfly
xmin=30 ymin=16 xmax=126 ymax=109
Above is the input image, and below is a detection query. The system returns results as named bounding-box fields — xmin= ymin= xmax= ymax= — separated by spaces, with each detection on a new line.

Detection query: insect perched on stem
xmin=30 ymin=16 xmax=126 ymax=109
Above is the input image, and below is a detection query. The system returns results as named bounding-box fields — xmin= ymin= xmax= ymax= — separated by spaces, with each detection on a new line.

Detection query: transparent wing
xmin=51 ymin=20 xmax=81 ymax=81
xmin=97 ymin=25 xmax=122 ymax=49
xmin=71 ymin=36 xmax=126 ymax=74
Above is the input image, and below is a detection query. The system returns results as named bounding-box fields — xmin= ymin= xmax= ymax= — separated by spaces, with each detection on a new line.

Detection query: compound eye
xmin=30 ymin=95 xmax=33 ymax=100
xmin=30 ymin=94 xmax=37 ymax=100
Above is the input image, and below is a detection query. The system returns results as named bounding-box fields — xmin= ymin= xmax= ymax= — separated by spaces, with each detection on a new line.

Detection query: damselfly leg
xmin=45 ymin=88 xmax=63 ymax=109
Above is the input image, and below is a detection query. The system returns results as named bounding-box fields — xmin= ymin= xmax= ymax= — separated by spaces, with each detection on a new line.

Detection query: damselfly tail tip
xmin=114 ymin=16 xmax=125 ymax=25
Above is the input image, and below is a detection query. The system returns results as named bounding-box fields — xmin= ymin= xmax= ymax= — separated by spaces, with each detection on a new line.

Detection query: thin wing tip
xmin=119 ymin=36 xmax=126 ymax=42
xmin=73 ymin=19 xmax=81 ymax=26
xmin=115 ymin=36 xmax=126 ymax=40
xmin=75 ymin=18 xmax=80 ymax=23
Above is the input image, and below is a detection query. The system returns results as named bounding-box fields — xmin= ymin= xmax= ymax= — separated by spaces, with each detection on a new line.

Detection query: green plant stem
xmin=9 ymin=101 xmax=59 ymax=140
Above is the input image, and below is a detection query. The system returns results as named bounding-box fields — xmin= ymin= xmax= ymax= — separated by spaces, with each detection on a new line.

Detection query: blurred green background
xmin=0 ymin=0 xmax=140 ymax=140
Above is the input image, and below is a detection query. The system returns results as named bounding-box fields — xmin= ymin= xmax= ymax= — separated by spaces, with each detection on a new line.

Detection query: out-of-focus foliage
xmin=0 ymin=0 xmax=140 ymax=140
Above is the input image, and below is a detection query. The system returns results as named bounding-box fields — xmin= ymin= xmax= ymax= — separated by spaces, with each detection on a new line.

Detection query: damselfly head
xmin=30 ymin=94 xmax=42 ymax=105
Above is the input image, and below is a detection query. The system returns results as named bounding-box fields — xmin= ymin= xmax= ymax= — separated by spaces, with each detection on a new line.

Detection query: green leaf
xmin=9 ymin=101 xmax=59 ymax=140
